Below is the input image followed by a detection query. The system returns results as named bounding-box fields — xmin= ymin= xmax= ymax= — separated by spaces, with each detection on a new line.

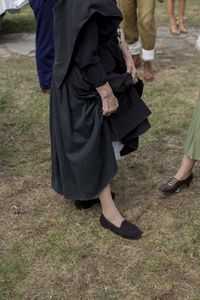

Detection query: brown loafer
xmin=159 ymin=173 xmax=193 ymax=194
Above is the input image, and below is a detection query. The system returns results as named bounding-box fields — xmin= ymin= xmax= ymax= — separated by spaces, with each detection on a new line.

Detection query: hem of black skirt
xmin=112 ymin=119 xmax=151 ymax=142
xmin=52 ymin=165 xmax=118 ymax=201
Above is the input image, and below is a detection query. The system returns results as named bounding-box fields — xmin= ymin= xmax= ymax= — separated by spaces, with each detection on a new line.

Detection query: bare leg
xmin=99 ymin=184 xmax=124 ymax=227
xmin=178 ymin=0 xmax=187 ymax=32
xmin=167 ymin=0 xmax=179 ymax=34
xmin=167 ymin=0 xmax=176 ymax=24
xmin=175 ymin=154 xmax=196 ymax=180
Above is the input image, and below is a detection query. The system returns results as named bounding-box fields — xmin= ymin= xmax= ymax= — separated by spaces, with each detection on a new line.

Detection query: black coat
xmin=53 ymin=0 xmax=122 ymax=88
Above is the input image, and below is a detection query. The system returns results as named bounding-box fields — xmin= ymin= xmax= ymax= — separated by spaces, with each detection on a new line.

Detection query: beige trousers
xmin=118 ymin=0 xmax=156 ymax=60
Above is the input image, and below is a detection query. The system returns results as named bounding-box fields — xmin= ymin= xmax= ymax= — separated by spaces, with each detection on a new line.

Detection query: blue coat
xmin=29 ymin=0 xmax=54 ymax=89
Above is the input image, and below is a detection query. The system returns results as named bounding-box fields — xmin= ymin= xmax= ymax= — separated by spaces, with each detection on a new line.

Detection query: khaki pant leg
xmin=137 ymin=0 xmax=156 ymax=50
xmin=118 ymin=0 xmax=139 ymax=44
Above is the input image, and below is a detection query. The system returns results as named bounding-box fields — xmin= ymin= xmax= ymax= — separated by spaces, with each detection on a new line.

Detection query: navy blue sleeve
xmin=74 ymin=16 xmax=107 ymax=88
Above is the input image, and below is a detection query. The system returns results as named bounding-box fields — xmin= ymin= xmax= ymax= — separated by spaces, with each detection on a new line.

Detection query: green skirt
xmin=184 ymin=92 xmax=200 ymax=161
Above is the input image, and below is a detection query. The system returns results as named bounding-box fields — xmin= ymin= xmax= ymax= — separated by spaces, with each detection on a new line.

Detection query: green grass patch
xmin=1 ymin=5 xmax=35 ymax=34
xmin=0 ymin=242 xmax=29 ymax=299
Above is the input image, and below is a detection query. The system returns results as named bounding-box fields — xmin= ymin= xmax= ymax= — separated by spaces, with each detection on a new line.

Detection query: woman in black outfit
xmin=50 ymin=0 xmax=151 ymax=240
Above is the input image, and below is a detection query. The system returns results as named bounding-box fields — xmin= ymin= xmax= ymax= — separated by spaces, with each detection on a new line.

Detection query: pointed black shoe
xmin=75 ymin=192 xmax=115 ymax=210
xmin=159 ymin=173 xmax=193 ymax=194
xmin=100 ymin=214 xmax=142 ymax=240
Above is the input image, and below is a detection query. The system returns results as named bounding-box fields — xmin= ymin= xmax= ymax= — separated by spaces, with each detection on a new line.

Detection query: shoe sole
xmin=101 ymin=224 xmax=142 ymax=240
xmin=144 ymin=78 xmax=154 ymax=82
xmin=100 ymin=221 xmax=142 ymax=240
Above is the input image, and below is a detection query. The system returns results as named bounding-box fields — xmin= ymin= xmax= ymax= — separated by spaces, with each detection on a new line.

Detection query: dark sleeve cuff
xmin=83 ymin=62 xmax=107 ymax=88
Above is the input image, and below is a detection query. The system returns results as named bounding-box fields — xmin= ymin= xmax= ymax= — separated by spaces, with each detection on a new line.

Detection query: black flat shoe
xmin=100 ymin=214 xmax=142 ymax=240
xmin=159 ymin=173 xmax=193 ymax=194
xmin=75 ymin=192 xmax=115 ymax=210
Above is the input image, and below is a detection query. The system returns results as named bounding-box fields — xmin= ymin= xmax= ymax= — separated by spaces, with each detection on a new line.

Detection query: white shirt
xmin=0 ymin=0 xmax=28 ymax=15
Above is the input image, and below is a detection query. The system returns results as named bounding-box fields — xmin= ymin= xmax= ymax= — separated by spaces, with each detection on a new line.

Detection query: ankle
xmin=102 ymin=209 xmax=124 ymax=228
xmin=175 ymin=170 xmax=192 ymax=181
xmin=178 ymin=18 xmax=184 ymax=24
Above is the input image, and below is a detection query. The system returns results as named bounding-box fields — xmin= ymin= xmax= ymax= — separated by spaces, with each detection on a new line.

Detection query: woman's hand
xmin=96 ymin=82 xmax=119 ymax=117
xmin=125 ymin=55 xmax=138 ymax=84
xmin=118 ymin=37 xmax=138 ymax=84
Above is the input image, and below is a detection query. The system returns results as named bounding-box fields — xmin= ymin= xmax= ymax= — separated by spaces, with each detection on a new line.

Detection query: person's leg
xmin=99 ymin=184 xmax=124 ymax=227
xmin=99 ymin=184 xmax=142 ymax=239
xmin=160 ymin=92 xmax=200 ymax=194
xmin=118 ymin=0 xmax=141 ymax=67
xmin=30 ymin=0 xmax=54 ymax=91
xmin=178 ymin=0 xmax=187 ymax=33
xmin=118 ymin=0 xmax=138 ymax=45
xmin=137 ymin=0 xmax=156 ymax=81
xmin=174 ymin=154 xmax=196 ymax=180
xmin=167 ymin=0 xmax=179 ymax=34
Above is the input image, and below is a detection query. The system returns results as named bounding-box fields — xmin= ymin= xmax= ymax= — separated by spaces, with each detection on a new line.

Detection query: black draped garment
xmin=50 ymin=0 xmax=151 ymax=200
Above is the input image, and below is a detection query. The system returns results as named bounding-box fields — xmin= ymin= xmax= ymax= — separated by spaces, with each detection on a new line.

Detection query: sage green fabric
xmin=184 ymin=93 xmax=200 ymax=161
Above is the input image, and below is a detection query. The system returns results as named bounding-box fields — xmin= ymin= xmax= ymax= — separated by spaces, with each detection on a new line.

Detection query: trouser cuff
xmin=142 ymin=49 xmax=155 ymax=61
xmin=128 ymin=41 xmax=141 ymax=55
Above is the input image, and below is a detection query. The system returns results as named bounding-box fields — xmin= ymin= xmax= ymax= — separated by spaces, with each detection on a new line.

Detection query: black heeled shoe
xmin=159 ymin=173 xmax=193 ymax=194
xmin=100 ymin=214 xmax=142 ymax=240
xmin=74 ymin=192 xmax=115 ymax=210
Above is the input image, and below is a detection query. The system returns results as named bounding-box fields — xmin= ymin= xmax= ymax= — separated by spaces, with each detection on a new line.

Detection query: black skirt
xmin=50 ymin=23 xmax=151 ymax=200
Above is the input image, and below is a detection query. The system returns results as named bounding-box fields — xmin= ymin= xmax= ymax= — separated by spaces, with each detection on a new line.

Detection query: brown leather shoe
xmin=143 ymin=61 xmax=154 ymax=81
xmin=159 ymin=173 xmax=193 ymax=194
xmin=132 ymin=54 xmax=142 ymax=68
xmin=41 ymin=88 xmax=51 ymax=94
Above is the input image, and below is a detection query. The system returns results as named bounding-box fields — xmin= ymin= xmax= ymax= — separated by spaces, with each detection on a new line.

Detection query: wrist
xmin=96 ymin=82 xmax=113 ymax=99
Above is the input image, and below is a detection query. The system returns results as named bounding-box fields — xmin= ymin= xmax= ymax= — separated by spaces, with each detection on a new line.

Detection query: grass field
xmin=0 ymin=3 xmax=200 ymax=300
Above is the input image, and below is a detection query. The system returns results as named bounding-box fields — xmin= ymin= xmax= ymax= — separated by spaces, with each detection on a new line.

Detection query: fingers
xmin=131 ymin=70 xmax=138 ymax=84
xmin=132 ymin=76 xmax=138 ymax=84
xmin=126 ymin=56 xmax=136 ymax=74
xmin=127 ymin=64 xmax=137 ymax=80
xmin=131 ymin=66 xmax=137 ymax=74
xmin=131 ymin=65 xmax=137 ymax=75
xmin=130 ymin=67 xmax=138 ymax=84
xmin=103 ymin=112 xmax=112 ymax=117
xmin=103 ymin=109 xmax=117 ymax=117
xmin=98 ymin=84 xmax=119 ymax=117
xmin=102 ymin=106 xmax=118 ymax=116
xmin=102 ymin=97 xmax=119 ymax=116
xmin=126 ymin=63 xmax=132 ymax=74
